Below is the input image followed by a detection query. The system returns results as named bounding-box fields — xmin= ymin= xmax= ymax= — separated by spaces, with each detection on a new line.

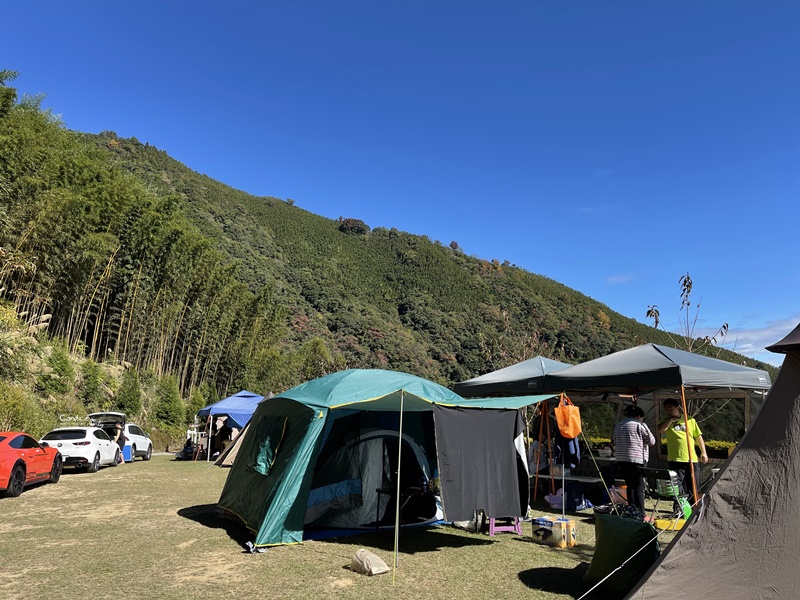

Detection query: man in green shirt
xmin=658 ymin=398 xmax=708 ymax=502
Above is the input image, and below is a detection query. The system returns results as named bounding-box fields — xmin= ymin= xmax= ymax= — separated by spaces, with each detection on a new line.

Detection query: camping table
xmin=375 ymin=487 xmax=439 ymax=533
xmin=559 ymin=475 xmax=604 ymax=484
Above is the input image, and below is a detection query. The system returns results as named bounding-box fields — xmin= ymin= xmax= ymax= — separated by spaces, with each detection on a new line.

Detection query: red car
xmin=0 ymin=431 xmax=63 ymax=497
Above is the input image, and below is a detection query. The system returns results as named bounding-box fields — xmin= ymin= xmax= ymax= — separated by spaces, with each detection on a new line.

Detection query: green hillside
xmin=0 ymin=70 xmax=776 ymax=442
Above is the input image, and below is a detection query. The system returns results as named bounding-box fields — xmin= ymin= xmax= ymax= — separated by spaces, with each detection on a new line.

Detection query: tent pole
xmin=533 ymin=405 xmax=544 ymax=502
xmin=207 ymin=415 xmax=212 ymax=462
xmin=679 ymin=386 xmax=699 ymax=504
xmin=392 ymin=390 xmax=405 ymax=583
xmin=545 ymin=401 xmax=554 ymax=495
xmin=560 ymin=394 xmax=566 ymax=519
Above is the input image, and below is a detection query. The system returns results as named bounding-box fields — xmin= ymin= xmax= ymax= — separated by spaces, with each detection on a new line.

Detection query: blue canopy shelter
xmin=196 ymin=390 xmax=265 ymax=429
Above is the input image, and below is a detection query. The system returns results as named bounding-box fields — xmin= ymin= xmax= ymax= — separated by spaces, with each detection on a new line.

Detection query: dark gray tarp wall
xmin=545 ymin=344 xmax=771 ymax=392
xmin=626 ymin=324 xmax=800 ymax=599
xmin=454 ymin=356 xmax=572 ymax=397
xmin=433 ymin=405 xmax=528 ymax=521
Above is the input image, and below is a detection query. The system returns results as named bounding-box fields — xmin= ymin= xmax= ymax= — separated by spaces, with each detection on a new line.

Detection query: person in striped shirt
xmin=612 ymin=404 xmax=656 ymax=511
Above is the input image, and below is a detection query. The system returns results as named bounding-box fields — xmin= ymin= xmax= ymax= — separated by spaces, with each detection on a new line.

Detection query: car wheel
xmin=111 ymin=448 xmax=120 ymax=467
xmin=143 ymin=445 xmax=152 ymax=461
xmin=50 ymin=455 xmax=63 ymax=483
xmin=130 ymin=446 xmax=136 ymax=463
xmin=87 ymin=452 xmax=100 ymax=473
xmin=7 ymin=464 xmax=25 ymax=497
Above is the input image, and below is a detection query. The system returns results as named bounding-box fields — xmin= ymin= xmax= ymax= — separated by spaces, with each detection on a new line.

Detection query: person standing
xmin=612 ymin=405 xmax=656 ymax=511
xmin=658 ymin=398 xmax=708 ymax=500
xmin=112 ymin=421 xmax=126 ymax=464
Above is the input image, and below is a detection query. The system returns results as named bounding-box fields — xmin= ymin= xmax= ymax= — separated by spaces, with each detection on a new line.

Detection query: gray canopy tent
xmin=544 ymin=343 xmax=770 ymax=393
xmin=454 ymin=356 xmax=572 ymax=397
xmin=625 ymin=324 xmax=799 ymax=599
xmin=543 ymin=343 xmax=772 ymax=500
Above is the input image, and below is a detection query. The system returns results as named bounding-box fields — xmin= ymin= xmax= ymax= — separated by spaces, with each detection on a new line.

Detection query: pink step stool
xmin=488 ymin=516 xmax=522 ymax=536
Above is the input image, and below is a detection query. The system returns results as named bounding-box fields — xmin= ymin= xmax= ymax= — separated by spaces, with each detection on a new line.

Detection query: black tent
xmin=625 ymin=324 xmax=800 ymax=599
xmin=454 ymin=356 xmax=572 ymax=397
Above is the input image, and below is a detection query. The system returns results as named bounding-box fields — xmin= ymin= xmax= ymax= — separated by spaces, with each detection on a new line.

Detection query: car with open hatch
xmin=40 ymin=426 xmax=120 ymax=471
xmin=0 ymin=431 xmax=63 ymax=497
xmin=87 ymin=412 xmax=153 ymax=462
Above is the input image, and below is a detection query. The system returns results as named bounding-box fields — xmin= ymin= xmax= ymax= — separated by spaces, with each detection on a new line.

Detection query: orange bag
xmin=554 ymin=396 xmax=581 ymax=439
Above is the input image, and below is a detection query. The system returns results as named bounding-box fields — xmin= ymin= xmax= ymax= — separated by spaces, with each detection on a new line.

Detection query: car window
xmin=132 ymin=426 xmax=142 ymax=436
xmin=10 ymin=435 xmax=40 ymax=449
xmin=94 ymin=430 xmax=111 ymax=441
xmin=21 ymin=435 xmax=41 ymax=449
xmin=43 ymin=430 xmax=87 ymax=441
xmin=0 ymin=435 xmax=6 ymax=443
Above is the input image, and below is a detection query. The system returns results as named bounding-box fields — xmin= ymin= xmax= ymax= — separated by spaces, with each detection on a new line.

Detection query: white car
xmin=87 ymin=412 xmax=153 ymax=462
xmin=40 ymin=427 xmax=120 ymax=472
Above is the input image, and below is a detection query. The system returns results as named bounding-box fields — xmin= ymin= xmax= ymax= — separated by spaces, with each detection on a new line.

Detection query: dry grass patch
xmin=0 ymin=455 xmax=677 ymax=600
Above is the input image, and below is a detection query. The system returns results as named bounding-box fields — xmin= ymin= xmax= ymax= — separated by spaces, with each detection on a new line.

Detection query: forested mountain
xmin=0 ymin=71 xmax=776 ymax=442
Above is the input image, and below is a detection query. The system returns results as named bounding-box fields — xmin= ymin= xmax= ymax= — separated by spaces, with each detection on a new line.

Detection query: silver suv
xmin=87 ymin=412 xmax=153 ymax=462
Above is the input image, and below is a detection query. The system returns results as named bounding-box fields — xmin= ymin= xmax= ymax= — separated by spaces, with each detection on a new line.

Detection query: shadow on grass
xmin=317 ymin=525 xmax=494 ymax=554
xmin=518 ymin=562 xmax=595 ymax=598
xmin=519 ymin=560 xmax=630 ymax=600
xmin=177 ymin=503 xmax=251 ymax=547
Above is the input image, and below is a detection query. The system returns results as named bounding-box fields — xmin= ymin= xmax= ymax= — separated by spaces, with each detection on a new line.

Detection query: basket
xmin=656 ymin=480 xmax=680 ymax=496
xmin=655 ymin=471 xmax=680 ymax=496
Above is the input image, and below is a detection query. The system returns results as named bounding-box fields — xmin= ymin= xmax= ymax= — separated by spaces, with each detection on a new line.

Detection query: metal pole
xmin=392 ymin=390 xmax=405 ymax=583
xmin=679 ymin=386 xmax=699 ymax=503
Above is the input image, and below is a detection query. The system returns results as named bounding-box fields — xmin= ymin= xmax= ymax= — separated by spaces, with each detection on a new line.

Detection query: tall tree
xmin=115 ymin=368 xmax=142 ymax=417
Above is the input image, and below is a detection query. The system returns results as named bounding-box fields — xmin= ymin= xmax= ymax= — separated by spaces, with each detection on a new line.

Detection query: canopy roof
xmin=544 ymin=343 xmax=771 ymax=393
xmin=197 ymin=390 xmax=265 ymax=429
xmin=454 ymin=356 xmax=572 ymax=397
xmin=766 ymin=322 xmax=800 ymax=353
xmin=276 ymin=368 xmax=555 ymax=411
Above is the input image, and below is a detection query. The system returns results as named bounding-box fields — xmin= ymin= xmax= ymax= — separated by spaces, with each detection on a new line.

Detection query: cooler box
xmin=551 ymin=518 xmax=577 ymax=548
xmin=531 ymin=516 xmax=556 ymax=544
xmin=122 ymin=445 xmax=133 ymax=461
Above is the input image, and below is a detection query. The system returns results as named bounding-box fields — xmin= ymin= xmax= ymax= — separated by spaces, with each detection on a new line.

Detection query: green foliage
xmin=115 ymin=368 xmax=142 ymax=417
xmin=298 ymin=337 xmax=344 ymax=381
xmin=185 ymin=386 xmax=208 ymax=425
xmin=153 ymin=374 xmax=184 ymax=428
xmin=0 ymin=69 xmax=18 ymax=118
xmin=37 ymin=343 xmax=75 ymax=396
xmin=580 ymin=403 xmax=617 ymax=439
xmin=705 ymin=439 xmax=736 ymax=451
xmin=338 ymin=217 xmax=370 ymax=235
xmin=0 ymin=302 xmax=37 ymax=381
xmin=79 ymin=359 xmax=106 ymax=409
xmin=0 ymin=381 xmax=50 ymax=435
xmin=584 ymin=435 xmax=612 ymax=446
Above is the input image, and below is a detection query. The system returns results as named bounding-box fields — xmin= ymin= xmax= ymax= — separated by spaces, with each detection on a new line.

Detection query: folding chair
xmin=641 ymin=467 xmax=690 ymax=520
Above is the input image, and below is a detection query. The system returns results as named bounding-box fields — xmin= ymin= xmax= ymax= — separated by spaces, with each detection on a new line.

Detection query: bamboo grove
xmin=0 ymin=71 xmax=285 ymax=397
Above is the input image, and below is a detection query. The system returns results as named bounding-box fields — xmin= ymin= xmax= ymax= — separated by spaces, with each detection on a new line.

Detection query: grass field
xmin=0 ymin=455 xmax=675 ymax=600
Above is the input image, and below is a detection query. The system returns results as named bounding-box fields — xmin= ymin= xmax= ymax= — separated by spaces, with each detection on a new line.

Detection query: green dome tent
xmin=216 ymin=369 xmax=553 ymax=547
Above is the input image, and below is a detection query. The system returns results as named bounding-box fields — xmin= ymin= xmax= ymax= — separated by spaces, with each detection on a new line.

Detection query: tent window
xmin=253 ymin=417 xmax=288 ymax=477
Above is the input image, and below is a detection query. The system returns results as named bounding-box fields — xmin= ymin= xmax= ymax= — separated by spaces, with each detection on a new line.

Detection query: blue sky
xmin=3 ymin=1 xmax=798 ymax=366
